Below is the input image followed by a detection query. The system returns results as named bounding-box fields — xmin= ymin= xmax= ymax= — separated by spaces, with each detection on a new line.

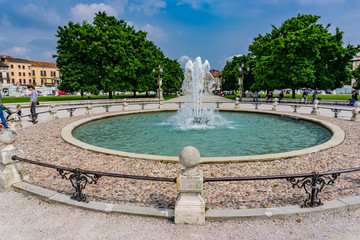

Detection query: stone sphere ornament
xmin=179 ymin=146 xmax=201 ymax=168
xmin=0 ymin=129 xmax=17 ymax=145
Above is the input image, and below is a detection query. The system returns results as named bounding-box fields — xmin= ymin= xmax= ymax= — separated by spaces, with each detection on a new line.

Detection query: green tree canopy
xmin=249 ymin=14 xmax=360 ymax=98
xmin=221 ymin=55 xmax=254 ymax=91
xmin=54 ymin=12 xmax=182 ymax=98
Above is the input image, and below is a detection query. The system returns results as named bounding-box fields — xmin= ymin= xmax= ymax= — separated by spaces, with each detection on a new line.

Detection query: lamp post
xmin=238 ymin=62 xmax=249 ymax=101
xmin=153 ymin=65 xmax=163 ymax=100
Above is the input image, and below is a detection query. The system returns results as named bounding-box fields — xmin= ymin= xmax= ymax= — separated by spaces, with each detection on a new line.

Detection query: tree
xmin=353 ymin=65 xmax=360 ymax=90
xmin=160 ymin=58 xmax=184 ymax=94
xmin=54 ymin=12 xmax=177 ymax=98
xmin=221 ymin=55 xmax=254 ymax=91
xmin=249 ymin=14 xmax=360 ymax=98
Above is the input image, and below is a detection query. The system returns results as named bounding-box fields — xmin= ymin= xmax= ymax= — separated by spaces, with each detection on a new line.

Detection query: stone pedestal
xmin=351 ymin=101 xmax=360 ymax=122
xmin=0 ymin=130 xmax=28 ymax=189
xmin=48 ymin=104 xmax=59 ymax=120
xmin=311 ymin=100 xmax=320 ymax=115
xmin=123 ymin=99 xmax=128 ymax=111
xmin=272 ymin=98 xmax=279 ymax=111
xmin=174 ymin=146 xmax=205 ymax=225
xmin=159 ymin=100 xmax=164 ymax=109
xmin=85 ymin=104 xmax=93 ymax=115
xmin=7 ymin=108 xmax=22 ymax=131
xmin=234 ymin=97 xmax=240 ymax=109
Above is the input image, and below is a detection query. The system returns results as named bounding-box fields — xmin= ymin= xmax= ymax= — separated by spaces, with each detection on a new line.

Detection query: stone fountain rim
xmin=61 ymin=108 xmax=345 ymax=163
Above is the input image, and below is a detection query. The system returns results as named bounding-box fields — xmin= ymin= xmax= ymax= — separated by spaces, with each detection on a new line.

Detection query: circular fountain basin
xmin=61 ymin=109 xmax=345 ymax=163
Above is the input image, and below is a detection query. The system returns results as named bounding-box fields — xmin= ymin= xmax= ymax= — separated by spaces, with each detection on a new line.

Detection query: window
xmin=23 ymin=72 xmax=25 ymax=76
xmin=11 ymin=72 xmax=14 ymax=76
xmin=24 ymin=80 xmax=26 ymax=84
xmin=19 ymin=79 xmax=22 ymax=84
xmin=29 ymin=72 xmax=31 ymax=76
xmin=18 ymin=72 xmax=21 ymax=76
xmin=7 ymin=79 xmax=10 ymax=84
xmin=22 ymin=65 xmax=25 ymax=69
xmin=32 ymin=70 xmax=35 ymax=76
xmin=11 ymin=65 xmax=13 ymax=68
xmin=44 ymin=71 xmax=46 ymax=76
xmin=18 ymin=65 xmax=21 ymax=69
xmin=28 ymin=66 xmax=31 ymax=70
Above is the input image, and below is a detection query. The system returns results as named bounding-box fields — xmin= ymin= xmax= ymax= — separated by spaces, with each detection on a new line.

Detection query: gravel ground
xmin=10 ymin=110 xmax=360 ymax=209
xmin=1 ymin=191 xmax=360 ymax=240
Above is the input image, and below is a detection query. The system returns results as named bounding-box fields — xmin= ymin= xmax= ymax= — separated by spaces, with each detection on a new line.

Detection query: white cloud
xmin=18 ymin=4 xmax=61 ymax=27
xmin=129 ymin=0 xmax=166 ymax=15
xmin=225 ymin=54 xmax=243 ymax=63
xmin=178 ymin=55 xmax=198 ymax=67
xmin=70 ymin=3 xmax=118 ymax=23
xmin=141 ymin=24 xmax=168 ymax=42
xmin=7 ymin=47 xmax=31 ymax=58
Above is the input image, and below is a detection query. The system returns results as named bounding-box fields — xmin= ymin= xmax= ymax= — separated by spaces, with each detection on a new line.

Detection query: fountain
xmin=164 ymin=57 xmax=228 ymax=130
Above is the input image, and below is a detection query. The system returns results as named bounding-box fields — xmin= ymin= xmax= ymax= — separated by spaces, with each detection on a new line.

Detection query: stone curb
xmin=12 ymin=182 xmax=360 ymax=221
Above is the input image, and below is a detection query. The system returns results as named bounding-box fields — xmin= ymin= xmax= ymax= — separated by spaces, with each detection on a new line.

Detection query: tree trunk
xmin=146 ymin=91 xmax=149 ymax=97
xmin=133 ymin=90 xmax=137 ymax=97
xmin=292 ymin=88 xmax=296 ymax=99
xmin=109 ymin=91 xmax=113 ymax=99
xmin=80 ymin=90 xmax=84 ymax=99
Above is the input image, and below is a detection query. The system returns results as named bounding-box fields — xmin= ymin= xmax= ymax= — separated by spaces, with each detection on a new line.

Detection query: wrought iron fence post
xmin=174 ymin=146 xmax=205 ymax=225
xmin=0 ymin=130 xmax=28 ymax=189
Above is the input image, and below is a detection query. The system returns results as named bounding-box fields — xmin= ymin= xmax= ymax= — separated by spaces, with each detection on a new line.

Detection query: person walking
xmin=312 ymin=89 xmax=318 ymax=104
xmin=253 ymin=91 xmax=259 ymax=102
xmin=28 ymin=85 xmax=38 ymax=124
xmin=0 ymin=91 xmax=9 ymax=129
xmin=302 ymin=89 xmax=308 ymax=104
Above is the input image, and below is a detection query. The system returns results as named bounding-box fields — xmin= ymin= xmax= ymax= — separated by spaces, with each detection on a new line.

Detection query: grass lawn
xmin=2 ymin=94 xmax=177 ymax=104
xmin=224 ymin=94 xmax=352 ymax=101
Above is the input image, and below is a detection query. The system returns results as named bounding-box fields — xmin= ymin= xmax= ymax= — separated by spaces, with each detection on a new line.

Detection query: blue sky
xmin=0 ymin=0 xmax=359 ymax=70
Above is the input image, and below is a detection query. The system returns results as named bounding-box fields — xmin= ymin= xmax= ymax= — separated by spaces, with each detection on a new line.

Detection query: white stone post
xmin=351 ymin=101 xmax=360 ymax=122
xmin=174 ymin=146 xmax=205 ymax=225
xmin=122 ymin=99 xmax=128 ymax=111
xmin=85 ymin=104 xmax=93 ymax=115
xmin=159 ymin=99 xmax=164 ymax=109
xmin=7 ymin=108 xmax=22 ymax=131
xmin=0 ymin=130 xmax=28 ymax=189
xmin=311 ymin=99 xmax=320 ymax=115
xmin=48 ymin=104 xmax=59 ymax=120
xmin=234 ymin=97 xmax=240 ymax=109
xmin=272 ymin=98 xmax=279 ymax=111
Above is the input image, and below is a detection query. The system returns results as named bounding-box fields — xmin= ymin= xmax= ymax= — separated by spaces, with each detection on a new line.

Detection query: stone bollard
xmin=234 ymin=97 xmax=240 ymax=109
xmin=123 ymin=99 xmax=128 ymax=111
xmin=351 ymin=101 xmax=360 ymax=122
xmin=48 ymin=104 xmax=59 ymax=120
xmin=85 ymin=104 xmax=93 ymax=115
xmin=174 ymin=146 xmax=205 ymax=225
xmin=272 ymin=98 xmax=279 ymax=111
xmin=7 ymin=108 xmax=22 ymax=131
xmin=311 ymin=99 xmax=320 ymax=115
xmin=159 ymin=99 xmax=164 ymax=109
xmin=0 ymin=130 xmax=28 ymax=189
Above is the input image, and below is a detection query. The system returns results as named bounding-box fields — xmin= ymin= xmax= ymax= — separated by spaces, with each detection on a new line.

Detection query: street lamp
xmin=153 ymin=65 xmax=163 ymax=100
xmin=238 ymin=62 xmax=250 ymax=101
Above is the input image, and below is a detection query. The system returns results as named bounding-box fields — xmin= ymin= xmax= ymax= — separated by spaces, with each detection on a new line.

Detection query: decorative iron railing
xmin=13 ymin=155 xmax=360 ymax=208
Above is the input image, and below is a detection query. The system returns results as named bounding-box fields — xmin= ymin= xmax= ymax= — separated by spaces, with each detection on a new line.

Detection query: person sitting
xmin=350 ymin=90 xmax=358 ymax=106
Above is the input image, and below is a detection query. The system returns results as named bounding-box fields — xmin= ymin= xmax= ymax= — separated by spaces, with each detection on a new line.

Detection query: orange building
xmin=210 ymin=69 xmax=222 ymax=91
xmin=0 ymin=55 xmax=60 ymax=86
xmin=352 ymin=57 xmax=360 ymax=87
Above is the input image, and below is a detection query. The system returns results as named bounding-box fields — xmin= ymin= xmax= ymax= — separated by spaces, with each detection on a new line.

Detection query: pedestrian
xmin=266 ymin=90 xmax=273 ymax=102
xmin=302 ymin=89 xmax=308 ymax=104
xmin=27 ymin=85 xmax=38 ymax=124
xmin=312 ymin=89 xmax=318 ymax=104
xmin=278 ymin=90 xmax=284 ymax=103
xmin=253 ymin=91 xmax=259 ymax=102
xmin=350 ymin=90 xmax=358 ymax=106
xmin=16 ymin=104 xmax=22 ymax=122
xmin=0 ymin=91 xmax=8 ymax=129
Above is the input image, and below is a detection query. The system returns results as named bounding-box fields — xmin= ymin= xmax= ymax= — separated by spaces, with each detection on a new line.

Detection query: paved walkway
xmin=1 ymin=94 xmax=359 ymax=239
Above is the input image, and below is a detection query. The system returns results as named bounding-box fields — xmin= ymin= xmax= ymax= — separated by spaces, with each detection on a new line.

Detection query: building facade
xmin=210 ymin=70 xmax=222 ymax=91
xmin=352 ymin=57 xmax=360 ymax=87
xmin=0 ymin=55 xmax=60 ymax=86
